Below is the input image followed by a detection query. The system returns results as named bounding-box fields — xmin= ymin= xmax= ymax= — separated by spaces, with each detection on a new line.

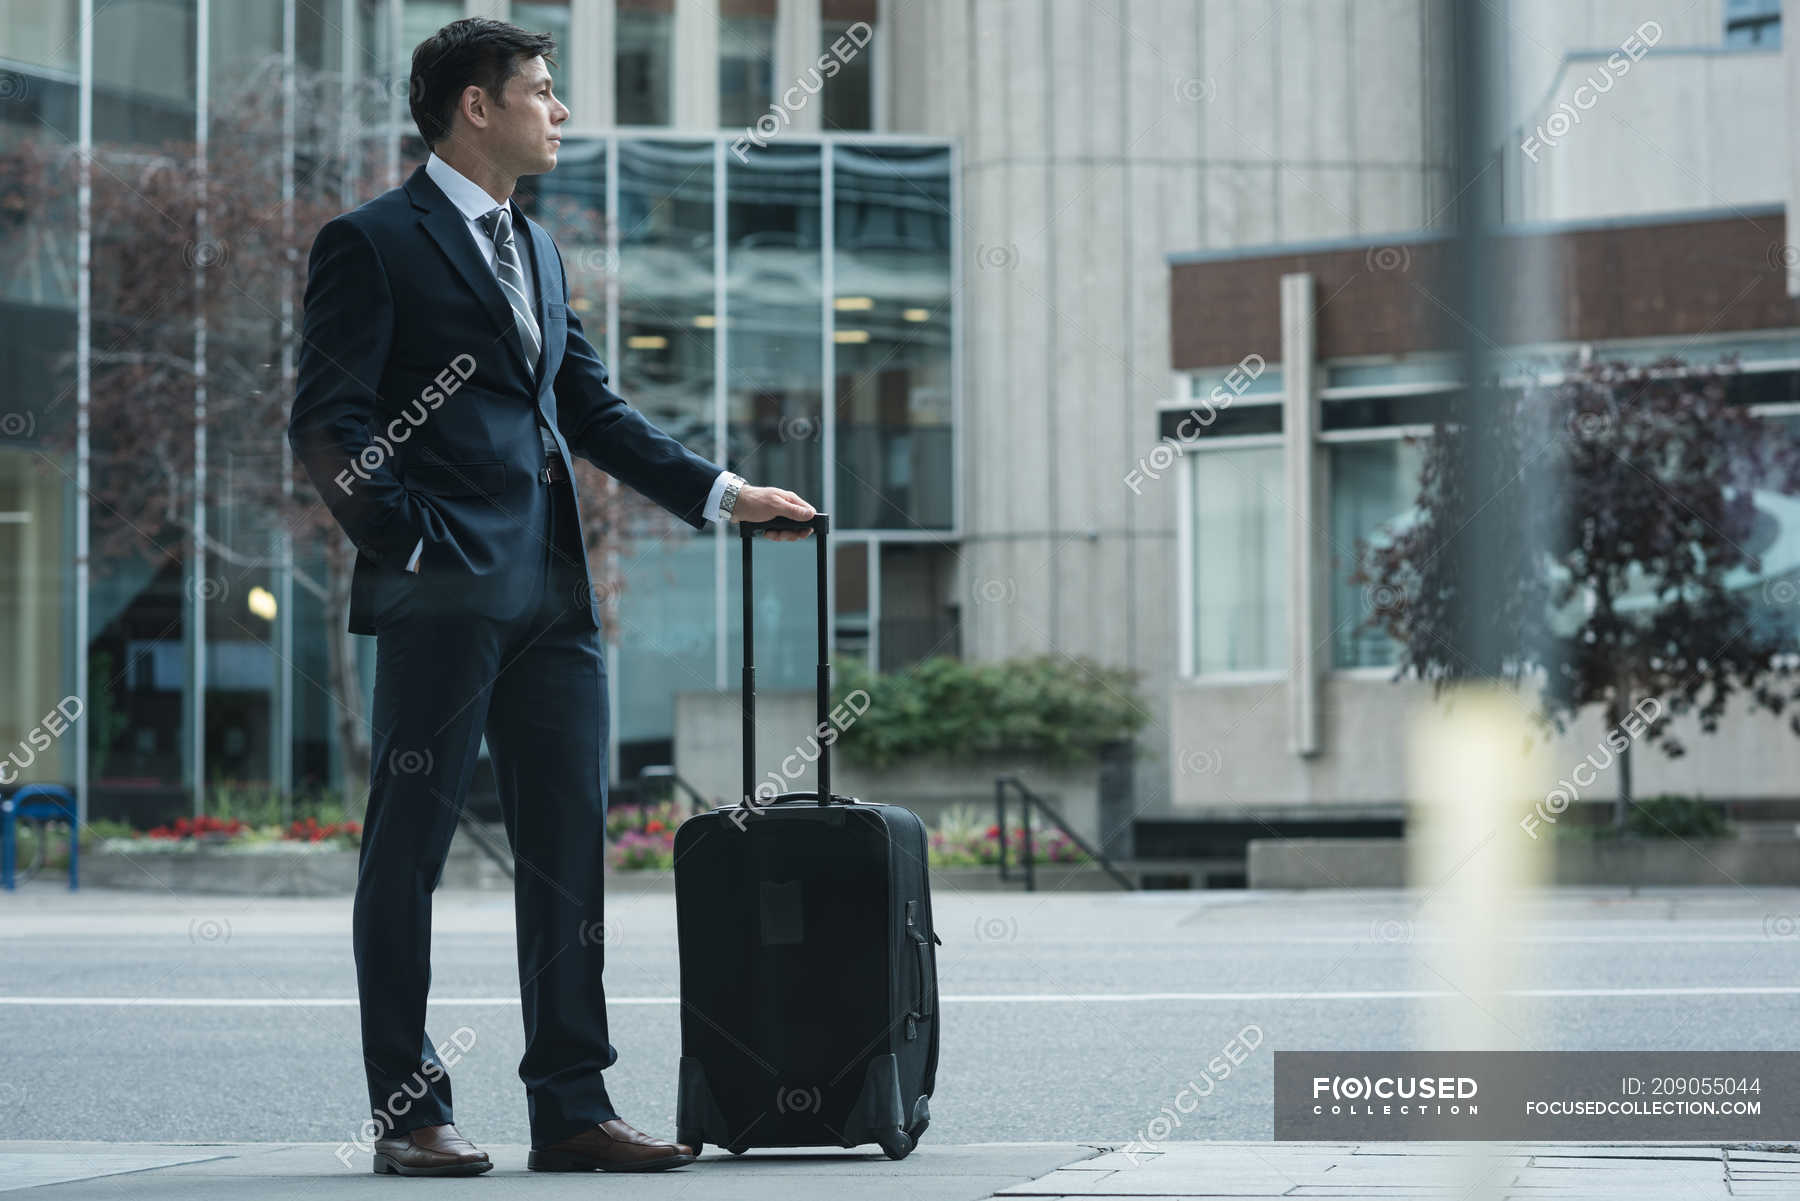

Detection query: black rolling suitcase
xmin=673 ymin=512 xmax=941 ymax=1160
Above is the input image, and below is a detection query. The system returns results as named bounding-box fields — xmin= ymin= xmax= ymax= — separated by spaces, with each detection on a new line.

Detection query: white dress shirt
xmin=404 ymin=152 xmax=738 ymax=573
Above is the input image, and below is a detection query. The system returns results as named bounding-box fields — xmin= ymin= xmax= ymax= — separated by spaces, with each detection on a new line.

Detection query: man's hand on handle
xmin=731 ymin=485 xmax=817 ymax=541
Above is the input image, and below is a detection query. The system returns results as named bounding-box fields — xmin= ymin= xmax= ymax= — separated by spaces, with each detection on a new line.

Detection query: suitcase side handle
xmin=739 ymin=512 xmax=833 ymax=810
xmin=906 ymin=899 xmax=935 ymax=1033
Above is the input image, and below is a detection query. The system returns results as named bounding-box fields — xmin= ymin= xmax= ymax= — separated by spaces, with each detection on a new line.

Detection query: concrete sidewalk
xmin=6 ymin=1140 xmax=1800 ymax=1198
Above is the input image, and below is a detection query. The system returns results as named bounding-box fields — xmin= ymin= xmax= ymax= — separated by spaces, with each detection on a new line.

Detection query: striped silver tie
xmin=478 ymin=205 xmax=541 ymax=371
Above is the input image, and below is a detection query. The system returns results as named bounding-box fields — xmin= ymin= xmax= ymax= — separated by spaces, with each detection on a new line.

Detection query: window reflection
xmin=832 ymin=144 xmax=952 ymax=529
xmin=727 ymin=141 xmax=822 ymax=504
xmin=1329 ymin=439 xmax=1423 ymax=669
xmin=1191 ymin=448 xmax=1286 ymax=674
xmin=719 ymin=11 xmax=775 ymax=128
xmin=616 ymin=0 xmax=674 ymax=126
xmin=619 ymin=138 xmax=716 ymax=479
xmin=512 ymin=0 xmax=572 ymax=95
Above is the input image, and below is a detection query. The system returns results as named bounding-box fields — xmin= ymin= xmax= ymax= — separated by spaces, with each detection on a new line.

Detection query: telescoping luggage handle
xmin=739 ymin=514 xmax=836 ymax=809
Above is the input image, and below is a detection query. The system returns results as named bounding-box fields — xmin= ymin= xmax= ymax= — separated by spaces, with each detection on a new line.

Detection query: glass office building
xmin=0 ymin=0 xmax=954 ymax=818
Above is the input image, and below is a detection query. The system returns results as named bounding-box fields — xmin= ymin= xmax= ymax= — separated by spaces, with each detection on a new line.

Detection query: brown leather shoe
xmin=527 ymin=1117 xmax=696 ymax=1172
xmin=371 ymin=1122 xmax=493 ymax=1176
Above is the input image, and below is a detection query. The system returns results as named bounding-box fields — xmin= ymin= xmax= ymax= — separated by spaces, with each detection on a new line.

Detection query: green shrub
xmin=832 ymin=655 xmax=1147 ymax=770
xmin=1624 ymin=794 xmax=1730 ymax=839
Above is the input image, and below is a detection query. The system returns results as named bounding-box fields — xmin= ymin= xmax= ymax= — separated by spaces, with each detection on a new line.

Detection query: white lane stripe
xmin=4 ymin=986 xmax=1800 ymax=1007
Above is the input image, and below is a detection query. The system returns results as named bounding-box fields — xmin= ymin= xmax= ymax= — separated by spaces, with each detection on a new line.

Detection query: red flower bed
xmin=285 ymin=817 xmax=362 ymax=844
xmin=145 ymin=814 xmax=247 ymax=841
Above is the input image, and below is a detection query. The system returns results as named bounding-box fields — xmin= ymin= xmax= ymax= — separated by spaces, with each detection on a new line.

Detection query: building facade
xmin=7 ymin=1 xmax=1800 ymax=849
xmin=0 ymin=0 xmax=953 ymax=820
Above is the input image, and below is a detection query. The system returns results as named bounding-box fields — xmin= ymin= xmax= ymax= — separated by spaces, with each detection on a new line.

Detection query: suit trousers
xmin=353 ymin=467 xmax=620 ymax=1148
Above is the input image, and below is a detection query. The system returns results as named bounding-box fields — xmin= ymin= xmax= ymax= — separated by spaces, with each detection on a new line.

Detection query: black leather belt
xmin=539 ymin=450 xmax=569 ymax=484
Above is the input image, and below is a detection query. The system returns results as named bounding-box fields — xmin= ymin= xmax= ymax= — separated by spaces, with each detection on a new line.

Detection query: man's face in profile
xmin=481 ymin=53 xmax=567 ymax=177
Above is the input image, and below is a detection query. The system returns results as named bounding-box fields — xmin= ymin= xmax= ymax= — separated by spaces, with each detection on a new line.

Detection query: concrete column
xmin=772 ymin=0 xmax=822 ymax=131
xmin=673 ymin=0 xmax=720 ymax=130
xmin=569 ymin=0 xmax=612 ymax=128
xmin=1281 ymin=272 xmax=1321 ymax=757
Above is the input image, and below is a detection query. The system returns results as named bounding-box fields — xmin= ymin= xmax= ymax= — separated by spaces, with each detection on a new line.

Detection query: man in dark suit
xmin=288 ymin=17 xmax=815 ymax=1177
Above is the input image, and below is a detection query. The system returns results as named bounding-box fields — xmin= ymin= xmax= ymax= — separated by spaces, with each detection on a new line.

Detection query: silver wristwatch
xmin=717 ymin=472 xmax=745 ymax=521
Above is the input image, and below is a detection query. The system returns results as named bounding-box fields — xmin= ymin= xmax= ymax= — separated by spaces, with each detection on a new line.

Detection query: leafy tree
xmin=1356 ymin=354 xmax=1800 ymax=828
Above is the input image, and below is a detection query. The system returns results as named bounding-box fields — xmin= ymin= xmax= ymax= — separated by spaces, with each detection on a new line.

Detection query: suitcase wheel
xmin=678 ymin=1132 xmax=704 ymax=1159
xmin=876 ymin=1129 xmax=913 ymax=1160
xmin=727 ymin=1144 xmax=749 ymax=1156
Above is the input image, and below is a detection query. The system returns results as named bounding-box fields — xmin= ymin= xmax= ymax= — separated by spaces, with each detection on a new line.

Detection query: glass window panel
xmin=718 ymin=14 xmax=774 ymax=128
xmin=1726 ymin=0 xmax=1780 ymax=46
xmin=356 ymin=0 xmax=392 ymax=79
xmin=726 ymin=533 xmax=818 ymax=694
xmin=512 ymin=0 xmax=571 ymax=95
xmin=615 ymin=537 xmax=719 ymax=744
xmin=820 ymin=18 xmax=873 ymax=131
xmin=878 ymin=543 xmax=957 ymax=672
xmin=92 ymin=0 xmax=197 ymax=144
xmin=1 ymin=0 xmax=83 ymax=73
xmin=833 ymin=540 xmax=869 ymax=666
xmin=724 ymin=142 xmax=820 ymax=697
xmin=727 ymin=141 xmax=821 ymax=505
xmin=1744 ymin=413 xmax=1800 ymax=650
xmin=617 ymin=138 xmax=716 ymax=469
xmin=1190 ymin=448 xmax=1285 ymax=674
xmin=831 ymin=143 xmax=951 ymax=530
xmin=615 ymin=3 xmax=673 ymax=126
xmin=401 ymin=0 xmax=459 ymax=54
xmin=1329 ymin=439 xmax=1424 ymax=669
xmin=295 ymin=0 xmax=343 ymax=73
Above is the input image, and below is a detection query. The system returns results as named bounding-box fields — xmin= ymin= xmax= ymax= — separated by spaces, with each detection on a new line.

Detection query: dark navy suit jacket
xmin=289 ymin=162 xmax=722 ymax=635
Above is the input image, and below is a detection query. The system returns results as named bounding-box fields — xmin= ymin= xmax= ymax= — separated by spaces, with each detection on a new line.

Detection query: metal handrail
xmin=636 ymin=765 xmax=712 ymax=817
xmin=993 ymin=775 xmax=1135 ymax=891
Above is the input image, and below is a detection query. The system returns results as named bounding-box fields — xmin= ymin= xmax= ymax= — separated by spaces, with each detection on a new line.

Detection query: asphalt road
xmin=2 ymin=883 xmax=1798 ymax=1148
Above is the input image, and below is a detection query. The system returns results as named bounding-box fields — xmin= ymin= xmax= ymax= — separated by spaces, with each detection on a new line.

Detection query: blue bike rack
xmin=1 ymin=784 xmax=79 ymax=890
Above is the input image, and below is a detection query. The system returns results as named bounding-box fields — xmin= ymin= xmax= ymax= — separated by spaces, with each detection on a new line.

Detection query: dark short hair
xmin=409 ymin=18 xmax=558 ymax=147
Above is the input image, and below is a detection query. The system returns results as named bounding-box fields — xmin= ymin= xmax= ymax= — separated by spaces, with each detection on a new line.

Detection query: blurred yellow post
xmin=1408 ymin=685 xmax=1551 ymax=1197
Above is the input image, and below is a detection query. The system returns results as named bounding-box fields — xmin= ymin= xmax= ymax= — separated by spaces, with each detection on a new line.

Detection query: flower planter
xmin=80 ymin=843 xmax=362 ymax=896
